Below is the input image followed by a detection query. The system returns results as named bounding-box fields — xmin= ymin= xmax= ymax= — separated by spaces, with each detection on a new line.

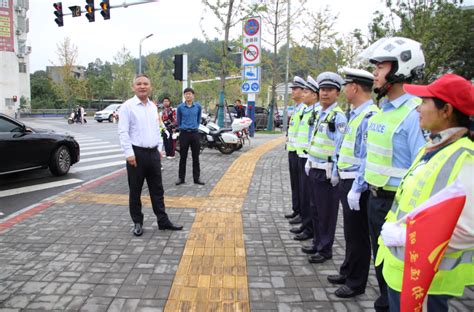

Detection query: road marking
xmin=81 ymin=145 xmax=120 ymax=151
xmin=80 ymin=154 xmax=124 ymax=163
xmin=77 ymin=138 xmax=103 ymax=143
xmin=69 ymin=161 xmax=124 ymax=173
xmin=0 ymin=179 xmax=83 ymax=198
xmin=81 ymin=148 xmax=123 ymax=156
xmin=79 ymin=142 xmax=108 ymax=147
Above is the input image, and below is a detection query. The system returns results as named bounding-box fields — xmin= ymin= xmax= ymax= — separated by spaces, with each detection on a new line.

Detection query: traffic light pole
xmin=181 ymin=54 xmax=188 ymax=102
xmin=58 ymin=0 xmax=158 ymax=17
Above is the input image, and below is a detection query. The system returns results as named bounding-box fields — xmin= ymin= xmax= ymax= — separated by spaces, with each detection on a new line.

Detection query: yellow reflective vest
xmin=287 ymin=103 xmax=304 ymax=152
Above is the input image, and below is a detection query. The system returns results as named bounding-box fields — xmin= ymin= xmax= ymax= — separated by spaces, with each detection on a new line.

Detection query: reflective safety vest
xmin=287 ymin=103 xmax=304 ymax=152
xmin=338 ymin=104 xmax=379 ymax=170
xmin=307 ymin=106 xmax=344 ymax=161
xmin=376 ymin=137 xmax=474 ymax=296
xmin=295 ymin=105 xmax=315 ymax=156
xmin=364 ymin=97 xmax=421 ymax=189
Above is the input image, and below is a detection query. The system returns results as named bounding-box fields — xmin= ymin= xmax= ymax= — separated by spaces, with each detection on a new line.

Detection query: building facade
xmin=0 ymin=0 xmax=30 ymax=117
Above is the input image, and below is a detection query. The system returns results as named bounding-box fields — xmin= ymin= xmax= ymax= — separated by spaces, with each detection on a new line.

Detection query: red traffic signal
xmin=53 ymin=2 xmax=64 ymax=27
xmin=85 ymin=0 xmax=95 ymax=22
xmin=100 ymin=0 xmax=110 ymax=20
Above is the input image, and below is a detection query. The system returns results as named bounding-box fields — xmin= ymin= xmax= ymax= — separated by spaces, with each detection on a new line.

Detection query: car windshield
xmin=104 ymin=104 xmax=120 ymax=111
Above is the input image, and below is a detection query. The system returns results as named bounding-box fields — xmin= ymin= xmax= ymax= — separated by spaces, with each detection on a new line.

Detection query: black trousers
xmin=309 ymin=168 xmax=339 ymax=258
xmin=162 ymin=130 xmax=176 ymax=157
xmin=367 ymin=192 xmax=395 ymax=305
xmin=127 ymin=146 xmax=169 ymax=225
xmin=288 ymin=151 xmax=300 ymax=215
xmin=178 ymin=131 xmax=201 ymax=182
xmin=338 ymin=179 xmax=371 ymax=291
xmin=297 ymin=157 xmax=313 ymax=235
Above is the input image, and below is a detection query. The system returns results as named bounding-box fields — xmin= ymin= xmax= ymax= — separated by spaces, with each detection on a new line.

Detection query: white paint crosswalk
xmin=0 ymin=179 xmax=83 ymax=198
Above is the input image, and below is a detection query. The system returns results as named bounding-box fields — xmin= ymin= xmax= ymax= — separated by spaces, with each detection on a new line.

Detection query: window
xmin=19 ymin=62 xmax=27 ymax=73
xmin=0 ymin=117 xmax=19 ymax=132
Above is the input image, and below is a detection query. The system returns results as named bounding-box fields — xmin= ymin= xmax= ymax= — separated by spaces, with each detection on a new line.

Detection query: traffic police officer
xmin=326 ymin=68 xmax=380 ymax=298
xmin=290 ymin=75 xmax=320 ymax=236
xmin=285 ymin=76 xmax=307 ymax=221
xmin=302 ymin=72 xmax=347 ymax=263
xmin=358 ymin=36 xmax=427 ymax=311
xmin=292 ymin=76 xmax=318 ymax=241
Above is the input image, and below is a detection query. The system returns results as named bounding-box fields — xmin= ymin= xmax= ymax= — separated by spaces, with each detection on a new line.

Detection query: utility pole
xmin=282 ymin=0 xmax=290 ymax=133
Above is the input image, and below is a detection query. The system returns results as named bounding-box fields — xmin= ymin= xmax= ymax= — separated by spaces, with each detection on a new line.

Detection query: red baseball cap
xmin=403 ymin=73 xmax=474 ymax=116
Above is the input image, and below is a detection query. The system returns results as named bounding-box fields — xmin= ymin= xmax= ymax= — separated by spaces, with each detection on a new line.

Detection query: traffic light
xmin=53 ymin=2 xmax=63 ymax=27
xmin=100 ymin=0 xmax=110 ymax=20
xmin=173 ymin=54 xmax=184 ymax=81
xmin=85 ymin=0 xmax=95 ymax=22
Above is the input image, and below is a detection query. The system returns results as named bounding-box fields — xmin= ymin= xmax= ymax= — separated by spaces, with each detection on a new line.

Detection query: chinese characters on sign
xmin=242 ymin=17 xmax=261 ymax=94
xmin=0 ymin=0 xmax=13 ymax=52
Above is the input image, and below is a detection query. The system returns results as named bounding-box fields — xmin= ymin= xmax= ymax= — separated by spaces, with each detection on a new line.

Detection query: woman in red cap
xmin=376 ymin=73 xmax=473 ymax=311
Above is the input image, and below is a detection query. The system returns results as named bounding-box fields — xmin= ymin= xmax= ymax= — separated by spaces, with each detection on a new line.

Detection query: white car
xmin=94 ymin=104 xmax=121 ymax=122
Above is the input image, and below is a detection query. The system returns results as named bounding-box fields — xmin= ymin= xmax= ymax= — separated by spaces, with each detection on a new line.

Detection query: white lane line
xmin=77 ymin=139 xmax=103 ymax=143
xmin=81 ymin=145 xmax=119 ymax=151
xmin=69 ymin=161 xmax=124 ymax=173
xmin=81 ymin=148 xmax=123 ymax=156
xmin=79 ymin=142 xmax=109 ymax=147
xmin=0 ymin=179 xmax=83 ymax=198
xmin=80 ymin=154 xmax=124 ymax=163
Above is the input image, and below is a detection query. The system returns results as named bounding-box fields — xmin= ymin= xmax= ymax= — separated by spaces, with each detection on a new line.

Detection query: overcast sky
xmin=28 ymin=0 xmax=393 ymax=72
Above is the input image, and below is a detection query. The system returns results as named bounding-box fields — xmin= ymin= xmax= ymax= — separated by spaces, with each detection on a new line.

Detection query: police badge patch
xmin=337 ymin=122 xmax=347 ymax=133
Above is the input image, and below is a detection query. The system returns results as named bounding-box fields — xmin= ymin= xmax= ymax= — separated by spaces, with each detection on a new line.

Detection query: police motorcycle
xmin=230 ymin=117 xmax=252 ymax=150
xmin=175 ymin=113 xmax=241 ymax=154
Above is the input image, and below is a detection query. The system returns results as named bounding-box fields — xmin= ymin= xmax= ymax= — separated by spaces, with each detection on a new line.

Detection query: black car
xmin=0 ymin=113 xmax=80 ymax=176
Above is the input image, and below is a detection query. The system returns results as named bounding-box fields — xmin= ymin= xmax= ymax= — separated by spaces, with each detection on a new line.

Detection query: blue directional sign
xmin=251 ymin=82 xmax=260 ymax=92
xmin=241 ymin=82 xmax=250 ymax=92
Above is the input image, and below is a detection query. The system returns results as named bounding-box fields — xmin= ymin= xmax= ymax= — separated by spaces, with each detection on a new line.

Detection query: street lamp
xmin=138 ymin=33 xmax=153 ymax=75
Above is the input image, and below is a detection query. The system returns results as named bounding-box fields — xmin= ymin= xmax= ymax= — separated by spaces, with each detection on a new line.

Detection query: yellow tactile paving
xmin=56 ymin=136 xmax=285 ymax=311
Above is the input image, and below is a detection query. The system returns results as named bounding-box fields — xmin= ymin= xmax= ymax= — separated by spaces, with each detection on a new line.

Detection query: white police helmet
xmin=316 ymin=72 xmax=345 ymax=91
xmin=358 ymin=37 xmax=425 ymax=82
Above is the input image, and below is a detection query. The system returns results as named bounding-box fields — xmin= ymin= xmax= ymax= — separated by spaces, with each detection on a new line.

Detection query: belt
xmin=309 ymin=161 xmax=329 ymax=169
xmin=132 ymin=145 xmax=158 ymax=152
xmin=338 ymin=171 xmax=357 ymax=180
xmin=181 ymin=129 xmax=198 ymax=133
xmin=369 ymin=185 xmax=396 ymax=198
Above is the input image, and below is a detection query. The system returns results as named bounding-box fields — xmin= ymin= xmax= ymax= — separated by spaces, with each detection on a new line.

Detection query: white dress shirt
xmin=118 ymin=95 xmax=163 ymax=158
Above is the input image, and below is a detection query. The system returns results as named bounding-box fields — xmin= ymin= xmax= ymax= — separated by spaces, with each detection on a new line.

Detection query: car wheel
xmin=108 ymin=115 xmax=113 ymax=122
xmin=97 ymin=120 xmax=103 ymax=123
xmin=50 ymin=145 xmax=72 ymax=176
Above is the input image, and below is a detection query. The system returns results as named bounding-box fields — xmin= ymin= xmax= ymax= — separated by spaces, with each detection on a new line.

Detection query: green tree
xmin=112 ymin=46 xmax=135 ymax=101
xmin=30 ymin=71 xmax=59 ymax=109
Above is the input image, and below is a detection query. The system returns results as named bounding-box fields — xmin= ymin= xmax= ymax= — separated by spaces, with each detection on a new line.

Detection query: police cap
xmin=305 ymin=75 xmax=319 ymax=93
xmin=290 ymin=76 xmax=306 ymax=89
xmin=316 ymin=72 xmax=345 ymax=91
xmin=340 ymin=67 xmax=374 ymax=88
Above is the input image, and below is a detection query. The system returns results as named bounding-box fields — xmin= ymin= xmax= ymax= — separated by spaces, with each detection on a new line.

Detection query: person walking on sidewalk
xmin=176 ymin=87 xmax=205 ymax=186
xmin=284 ymin=76 xmax=307 ymax=221
xmin=118 ymin=75 xmax=183 ymax=236
xmin=327 ymin=68 xmax=379 ymax=298
xmin=161 ymin=97 xmax=177 ymax=159
xmin=358 ymin=37 xmax=427 ymax=311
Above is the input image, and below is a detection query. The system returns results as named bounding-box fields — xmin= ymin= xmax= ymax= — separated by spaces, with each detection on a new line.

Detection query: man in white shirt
xmin=118 ymin=75 xmax=183 ymax=236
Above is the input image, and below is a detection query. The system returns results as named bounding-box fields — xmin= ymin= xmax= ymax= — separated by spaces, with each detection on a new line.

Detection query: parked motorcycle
xmin=231 ymin=117 xmax=252 ymax=150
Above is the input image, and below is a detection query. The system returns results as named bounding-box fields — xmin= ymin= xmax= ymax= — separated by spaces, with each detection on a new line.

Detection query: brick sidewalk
xmin=0 ymin=133 xmax=472 ymax=311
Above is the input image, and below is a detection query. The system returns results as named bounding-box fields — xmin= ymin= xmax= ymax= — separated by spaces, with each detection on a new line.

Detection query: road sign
xmin=244 ymin=18 xmax=260 ymax=36
xmin=251 ymin=82 xmax=260 ymax=92
xmin=244 ymin=65 xmax=259 ymax=81
xmin=243 ymin=44 xmax=259 ymax=63
xmin=241 ymin=82 xmax=250 ymax=93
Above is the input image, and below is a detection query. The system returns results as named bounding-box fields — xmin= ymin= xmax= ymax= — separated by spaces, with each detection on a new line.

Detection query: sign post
xmin=242 ymin=17 xmax=262 ymax=137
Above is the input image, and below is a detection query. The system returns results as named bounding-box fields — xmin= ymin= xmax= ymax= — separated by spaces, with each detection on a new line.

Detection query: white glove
xmin=380 ymin=222 xmax=406 ymax=247
xmin=347 ymin=189 xmax=361 ymax=211
xmin=304 ymin=160 xmax=310 ymax=176
xmin=330 ymin=175 xmax=339 ymax=187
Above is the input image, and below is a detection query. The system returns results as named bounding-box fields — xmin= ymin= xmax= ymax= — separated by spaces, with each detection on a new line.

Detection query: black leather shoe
xmin=288 ymin=215 xmax=302 ymax=225
xmin=158 ymin=221 xmax=183 ymax=231
xmin=308 ymin=254 xmax=332 ymax=264
xmin=301 ymin=245 xmax=318 ymax=254
xmin=284 ymin=212 xmax=298 ymax=219
xmin=335 ymin=285 xmax=365 ymax=298
xmin=175 ymin=179 xmax=185 ymax=185
xmin=194 ymin=179 xmax=205 ymax=185
xmin=374 ymin=295 xmax=389 ymax=311
xmin=289 ymin=227 xmax=304 ymax=234
xmin=293 ymin=232 xmax=312 ymax=241
xmin=327 ymin=274 xmax=346 ymax=284
xmin=132 ymin=223 xmax=143 ymax=236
